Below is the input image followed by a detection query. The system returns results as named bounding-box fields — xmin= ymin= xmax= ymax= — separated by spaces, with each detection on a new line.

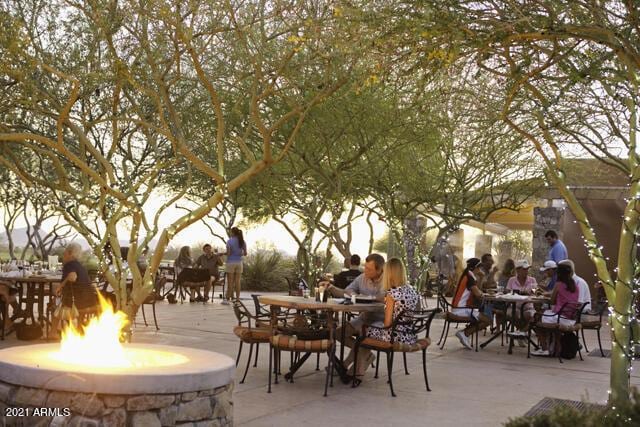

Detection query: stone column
xmin=474 ymin=235 xmax=493 ymax=258
xmin=497 ymin=241 xmax=514 ymax=267
xmin=448 ymin=229 xmax=465 ymax=276
xmin=533 ymin=207 xmax=565 ymax=281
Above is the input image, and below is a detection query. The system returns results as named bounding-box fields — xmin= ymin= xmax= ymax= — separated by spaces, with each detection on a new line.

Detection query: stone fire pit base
xmin=0 ymin=380 xmax=233 ymax=426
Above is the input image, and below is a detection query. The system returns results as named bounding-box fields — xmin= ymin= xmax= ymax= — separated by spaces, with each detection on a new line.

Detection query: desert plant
xmin=505 ymin=388 xmax=640 ymax=427
xmin=242 ymin=249 xmax=295 ymax=292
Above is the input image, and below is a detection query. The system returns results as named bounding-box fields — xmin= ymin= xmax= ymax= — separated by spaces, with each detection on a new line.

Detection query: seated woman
xmin=452 ymin=258 xmax=491 ymax=350
xmin=174 ymin=246 xmax=201 ymax=302
xmin=343 ymin=258 xmax=419 ymax=384
xmin=531 ymin=264 xmax=579 ymax=356
xmin=51 ymin=243 xmax=99 ymax=338
xmin=505 ymin=260 xmax=538 ymax=343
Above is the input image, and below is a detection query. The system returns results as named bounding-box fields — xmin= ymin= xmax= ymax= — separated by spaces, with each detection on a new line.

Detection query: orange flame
xmin=49 ymin=293 xmax=187 ymax=368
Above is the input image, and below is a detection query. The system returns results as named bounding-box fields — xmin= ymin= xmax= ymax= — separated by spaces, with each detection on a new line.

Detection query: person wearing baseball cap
xmin=540 ymin=260 xmax=558 ymax=291
xmin=506 ymin=260 xmax=538 ymax=345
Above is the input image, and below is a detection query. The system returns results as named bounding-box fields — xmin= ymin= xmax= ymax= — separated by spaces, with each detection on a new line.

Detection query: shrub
xmin=505 ymin=389 xmax=640 ymax=427
xmin=242 ymin=249 xmax=295 ymax=292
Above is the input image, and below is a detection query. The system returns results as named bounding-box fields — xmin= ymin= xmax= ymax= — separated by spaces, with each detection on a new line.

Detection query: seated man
xmin=452 ymin=258 xmax=491 ymax=350
xmin=478 ymin=253 xmax=498 ymax=291
xmin=194 ymin=244 xmax=222 ymax=301
xmin=51 ymin=243 xmax=99 ymax=338
xmin=327 ymin=253 xmax=386 ymax=348
xmin=332 ymin=254 xmax=362 ymax=290
xmin=539 ymin=260 xmax=558 ymax=291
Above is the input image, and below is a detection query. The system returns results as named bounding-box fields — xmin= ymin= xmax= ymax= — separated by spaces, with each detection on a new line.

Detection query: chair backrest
xmin=177 ymin=268 xmax=210 ymax=285
xmin=159 ymin=265 xmax=176 ymax=283
xmin=232 ymin=299 xmax=254 ymax=327
xmin=250 ymin=294 xmax=270 ymax=317
xmin=557 ymin=301 xmax=589 ymax=322
xmin=155 ymin=276 xmax=167 ymax=292
xmin=398 ymin=308 xmax=441 ymax=339
xmin=436 ymin=292 xmax=452 ymax=312
xmin=286 ymin=277 xmax=303 ymax=296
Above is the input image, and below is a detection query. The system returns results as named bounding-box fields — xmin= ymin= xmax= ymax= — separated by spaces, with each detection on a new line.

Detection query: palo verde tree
xmin=0 ymin=0 xmax=360 ymax=319
xmin=359 ymin=77 xmax=541 ymax=283
xmin=397 ymin=0 xmax=640 ymax=403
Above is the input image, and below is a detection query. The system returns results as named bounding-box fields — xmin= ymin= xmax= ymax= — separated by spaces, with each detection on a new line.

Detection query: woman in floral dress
xmin=347 ymin=258 xmax=419 ymax=383
xmin=365 ymin=258 xmax=420 ymax=344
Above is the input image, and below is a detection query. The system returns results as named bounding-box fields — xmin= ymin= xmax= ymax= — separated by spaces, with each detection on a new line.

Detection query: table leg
xmin=507 ymin=302 xmax=516 ymax=354
xmin=37 ymin=283 xmax=45 ymax=325
xmin=340 ymin=311 xmax=346 ymax=363
xmin=283 ymin=352 xmax=312 ymax=382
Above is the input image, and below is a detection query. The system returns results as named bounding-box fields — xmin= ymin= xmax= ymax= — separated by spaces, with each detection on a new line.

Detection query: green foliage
xmin=241 ymin=249 xmax=296 ymax=292
xmin=497 ymin=231 xmax=532 ymax=261
xmin=505 ymin=389 xmax=640 ymax=427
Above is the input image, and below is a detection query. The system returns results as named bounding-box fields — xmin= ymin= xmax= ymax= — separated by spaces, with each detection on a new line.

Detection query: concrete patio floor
xmin=1 ymin=292 xmax=637 ymax=426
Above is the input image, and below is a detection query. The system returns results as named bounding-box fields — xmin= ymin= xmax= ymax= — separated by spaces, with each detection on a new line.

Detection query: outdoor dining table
xmin=0 ymin=274 xmax=62 ymax=327
xmin=480 ymin=293 xmax=551 ymax=354
xmin=257 ymin=295 xmax=384 ymax=381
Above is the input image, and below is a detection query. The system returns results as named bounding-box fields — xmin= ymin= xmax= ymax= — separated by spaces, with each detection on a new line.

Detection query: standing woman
xmin=224 ymin=227 xmax=247 ymax=303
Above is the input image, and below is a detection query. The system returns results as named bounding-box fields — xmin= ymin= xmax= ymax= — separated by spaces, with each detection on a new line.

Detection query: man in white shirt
xmin=558 ymin=259 xmax=591 ymax=312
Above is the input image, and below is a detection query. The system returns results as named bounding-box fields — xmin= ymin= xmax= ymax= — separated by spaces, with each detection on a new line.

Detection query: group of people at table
xmin=173 ymin=227 xmax=247 ymax=303
xmin=449 ymin=230 xmax=592 ymax=356
xmin=309 ymin=229 xmax=592 ymax=385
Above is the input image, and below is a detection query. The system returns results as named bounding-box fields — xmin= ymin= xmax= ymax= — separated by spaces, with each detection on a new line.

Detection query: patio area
xmin=1 ymin=292 xmax=629 ymax=426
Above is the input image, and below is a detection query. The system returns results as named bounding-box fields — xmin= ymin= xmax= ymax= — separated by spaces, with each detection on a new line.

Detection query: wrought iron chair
xmin=212 ymin=271 xmax=226 ymax=300
xmin=528 ymin=301 xmax=588 ymax=362
xmin=268 ymin=306 xmax=335 ymax=396
xmin=0 ymin=299 xmax=7 ymax=340
xmin=285 ymin=277 xmax=303 ymax=296
xmin=352 ymin=308 xmax=440 ymax=396
xmin=140 ymin=276 xmax=166 ymax=330
xmin=580 ymin=298 xmax=607 ymax=357
xmin=232 ymin=299 xmax=271 ymax=384
xmin=436 ymin=292 xmax=480 ymax=351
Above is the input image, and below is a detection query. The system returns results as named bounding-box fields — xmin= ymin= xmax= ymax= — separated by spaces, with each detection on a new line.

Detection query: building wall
xmin=561 ymin=198 xmax=625 ymax=289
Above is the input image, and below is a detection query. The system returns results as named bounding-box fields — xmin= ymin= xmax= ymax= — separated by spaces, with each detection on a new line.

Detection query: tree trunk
xmin=402 ymin=214 xmax=423 ymax=284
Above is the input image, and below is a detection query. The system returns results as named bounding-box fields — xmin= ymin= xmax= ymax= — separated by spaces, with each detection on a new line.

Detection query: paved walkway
xmin=1 ymin=292 xmax=637 ymax=426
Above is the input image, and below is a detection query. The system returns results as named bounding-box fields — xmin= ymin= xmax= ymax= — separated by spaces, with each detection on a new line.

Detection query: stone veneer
xmin=0 ymin=380 xmax=233 ymax=427
xmin=533 ymin=206 xmax=565 ymax=282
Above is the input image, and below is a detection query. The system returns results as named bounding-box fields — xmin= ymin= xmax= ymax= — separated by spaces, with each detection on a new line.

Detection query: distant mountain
xmin=0 ymin=228 xmax=157 ymax=251
xmin=0 ymin=227 xmax=70 ymax=248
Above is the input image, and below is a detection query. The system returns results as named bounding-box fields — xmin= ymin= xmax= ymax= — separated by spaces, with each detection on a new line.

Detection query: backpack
xmin=559 ymin=332 xmax=579 ymax=359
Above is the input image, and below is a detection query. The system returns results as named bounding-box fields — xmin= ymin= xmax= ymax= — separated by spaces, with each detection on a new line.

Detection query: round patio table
xmin=258 ymin=295 xmax=383 ymax=382
xmin=480 ymin=293 xmax=551 ymax=354
xmin=0 ymin=274 xmax=62 ymax=330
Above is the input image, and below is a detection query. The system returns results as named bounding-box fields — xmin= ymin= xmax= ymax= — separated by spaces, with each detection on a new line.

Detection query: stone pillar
xmin=474 ymin=235 xmax=493 ymax=259
xmin=533 ymin=207 xmax=565 ymax=281
xmin=448 ymin=229 xmax=465 ymax=277
xmin=497 ymin=241 xmax=514 ymax=267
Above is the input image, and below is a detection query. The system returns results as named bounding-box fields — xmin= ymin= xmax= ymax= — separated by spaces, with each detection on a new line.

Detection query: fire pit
xmin=0 ymin=298 xmax=235 ymax=426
